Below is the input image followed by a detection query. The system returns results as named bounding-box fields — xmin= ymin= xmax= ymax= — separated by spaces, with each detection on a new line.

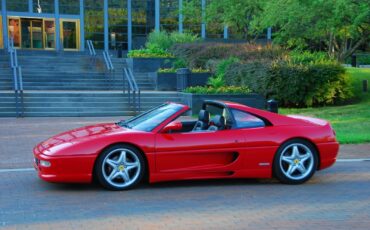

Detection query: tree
xmin=182 ymin=0 xmax=265 ymax=41
xmin=258 ymin=0 xmax=370 ymax=61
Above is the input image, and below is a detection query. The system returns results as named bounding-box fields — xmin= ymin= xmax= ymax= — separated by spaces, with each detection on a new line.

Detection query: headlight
xmin=40 ymin=160 xmax=51 ymax=167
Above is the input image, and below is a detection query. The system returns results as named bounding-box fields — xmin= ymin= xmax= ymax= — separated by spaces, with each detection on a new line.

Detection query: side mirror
xmin=162 ymin=121 xmax=182 ymax=133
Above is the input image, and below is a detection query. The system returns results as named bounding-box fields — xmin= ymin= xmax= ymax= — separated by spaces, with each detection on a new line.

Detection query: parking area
xmin=0 ymin=117 xmax=370 ymax=229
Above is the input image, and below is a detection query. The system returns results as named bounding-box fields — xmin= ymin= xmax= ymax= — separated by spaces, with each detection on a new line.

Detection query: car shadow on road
xmin=41 ymin=178 xmax=282 ymax=192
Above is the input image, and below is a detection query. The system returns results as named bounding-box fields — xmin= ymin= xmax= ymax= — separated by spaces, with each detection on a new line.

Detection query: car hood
xmin=36 ymin=123 xmax=124 ymax=154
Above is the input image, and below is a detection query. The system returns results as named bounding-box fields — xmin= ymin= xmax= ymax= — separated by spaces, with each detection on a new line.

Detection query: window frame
xmin=230 ymin=108 xmax=269 ymax=129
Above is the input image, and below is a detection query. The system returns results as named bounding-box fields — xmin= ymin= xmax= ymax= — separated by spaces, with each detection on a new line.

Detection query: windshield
xmin=118 ymin=103 xmax=184 ymax=132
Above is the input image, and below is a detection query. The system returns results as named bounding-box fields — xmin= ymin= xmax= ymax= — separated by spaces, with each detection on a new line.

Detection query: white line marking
xmin=0 ymin=168 xmax=34 ymax=173
xmin=337 ymin=158 xmax=370 ymax=162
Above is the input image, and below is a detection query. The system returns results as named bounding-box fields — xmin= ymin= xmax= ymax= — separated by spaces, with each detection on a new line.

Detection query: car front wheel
xmin=95 ymin=144 xmax=145 ymax=190
xmin=273 ymin=139 xmax=318 ymax=184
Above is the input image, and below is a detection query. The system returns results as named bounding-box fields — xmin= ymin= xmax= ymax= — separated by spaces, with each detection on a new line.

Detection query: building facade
xmin=0 ymin=0 xmax=269 ymax=52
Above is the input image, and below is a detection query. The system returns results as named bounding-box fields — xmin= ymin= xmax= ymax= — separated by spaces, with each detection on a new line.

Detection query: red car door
xmin=155 ymin=129 xmax=246 ymax=177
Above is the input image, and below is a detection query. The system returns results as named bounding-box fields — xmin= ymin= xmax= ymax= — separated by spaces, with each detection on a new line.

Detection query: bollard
xmin=176 ymin=68 xmax=191 ymax=91
xmin=267 ymin=99 xmax=278 ymax=113
xmin=351 ymin=54 xmax=357 ymax=67
xmin=363 ymin=80 xmax=368 ymax=92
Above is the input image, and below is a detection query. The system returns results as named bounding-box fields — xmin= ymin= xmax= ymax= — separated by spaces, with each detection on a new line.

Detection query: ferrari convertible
xmin=33 ymin=100 xmax=339 ymax=190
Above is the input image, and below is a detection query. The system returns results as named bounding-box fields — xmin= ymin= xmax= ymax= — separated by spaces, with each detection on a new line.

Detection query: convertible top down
xmin=34 ymin=100 xmax=339 ymax=190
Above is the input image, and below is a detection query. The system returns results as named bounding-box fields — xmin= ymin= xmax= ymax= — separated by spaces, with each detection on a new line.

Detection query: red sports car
xmin=33 ymin=100 xmax=339 ymax=190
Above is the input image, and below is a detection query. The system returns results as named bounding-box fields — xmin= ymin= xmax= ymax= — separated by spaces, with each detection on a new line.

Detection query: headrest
xmin=198 ymin=110 xmax=210 ymax=123
xmin=211 ymin=115 xmax=225 ymax=129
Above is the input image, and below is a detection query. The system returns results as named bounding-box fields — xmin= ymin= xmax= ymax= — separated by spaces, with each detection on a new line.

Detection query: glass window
xmin=231 ymin=109 xmax=265 ymax=128
xmin=33 ymin=0 xmax=54 ymax=14
xmin=7 ymin=0 xmax=28 ymax=12
xmin=119 ymin=103 xmax=184 ymax=132
xmin=205 ymin=0 xmax=223 ymax=39
xmin=109 ymin=0 xmax=128 ymax=50
xmin=44 ymin=20 xmax=56 ymax=49
xmin=160 ymin=0 xmax=178 ymax=32
xmin=182 ymin=0 xmax=201 ymax=36
xmin=60 ymin=0 xmax=80 ymax=15
xmin=8 ymin=18 xmax=20 ymax=47
xmin=132 ymin=0 xmax=154 ymax=49
xmin=84 ymin=0 xmax=104 ymax=49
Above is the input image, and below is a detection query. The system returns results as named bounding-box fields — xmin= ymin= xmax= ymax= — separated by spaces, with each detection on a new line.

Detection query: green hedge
xmin=225 ymin=58 xmax=353 ymax=107
xmin=184 ymin=86 xmax=251 ymax=95
xmin=171 ymin=43 xmax=285 ymax=69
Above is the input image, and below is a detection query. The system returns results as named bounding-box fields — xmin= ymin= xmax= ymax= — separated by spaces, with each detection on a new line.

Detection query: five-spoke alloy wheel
xmin=95 ymin=144 xmax=145 ymax=190
xmin=273 ymin=139 xmax=318 ymax=184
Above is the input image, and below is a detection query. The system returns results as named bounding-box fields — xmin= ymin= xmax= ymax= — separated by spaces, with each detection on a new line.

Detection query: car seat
xmin=208 ymin=115 xmax=226 ymax=131
xmin=193 ymin=110 xmax=210 ymax=131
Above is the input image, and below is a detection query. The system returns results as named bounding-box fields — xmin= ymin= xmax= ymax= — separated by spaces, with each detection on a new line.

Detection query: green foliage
xmin=146 ymin=31 xmax=199 ymax=51
xmin=267 ymin=61 xmax=353 ymax=107
xmin=184 ymin=86 xmax=251 ymax=95
xmin=207 ymin=57 xmax=240 ymax=88
xmin=172 ymin=58 xmax=187 ymax=69
xmin=257 ymin=0 xmax=370 ymax=61
xmin=281 ymin=68 xmax=370 ymax=144
xmin=224 ymin=53 xmax=353 ymax=107
xmin=127 ymin=47 xmax=174 ymax=58
xmin=171 ymin=43 xmax=285 ymax=68
xmin=129 ymin=31 xmax=199 ymax=58
xmin=183 ymin=0 xmax=265 ymax=40
xmin=289 ymin=51 xmax=331 ymax=64
xmin=345 ymin=54 xmax=370 ymax=65
xmin=157 ymin=68 xmax=209 ymax=73
xmin=207 ymin=75 xmax=224 ymax=88
xmin=224 ymin=61 xmax=271 ymax=95
xmin=146 ymin=31 xmax=174 ymax=51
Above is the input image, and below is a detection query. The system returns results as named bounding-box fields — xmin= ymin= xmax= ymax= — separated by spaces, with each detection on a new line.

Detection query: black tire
xmin=273 ymin=139 xmax=318 ymax=184
xmin=95 ymin=144 xmax=146 ymax=191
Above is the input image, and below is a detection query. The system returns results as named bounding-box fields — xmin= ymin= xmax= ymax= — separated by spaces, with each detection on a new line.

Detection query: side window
xmin=231 ymin=109 xmax=265 ymax=128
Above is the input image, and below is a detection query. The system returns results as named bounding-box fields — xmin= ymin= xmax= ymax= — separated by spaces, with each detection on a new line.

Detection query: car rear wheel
xmin=95 ymin=144 xmax=145 ymax=190
xmin=273 ymin=139 xmax=318 ymax=184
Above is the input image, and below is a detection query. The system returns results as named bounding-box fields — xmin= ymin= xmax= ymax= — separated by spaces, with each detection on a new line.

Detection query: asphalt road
xmin=0 ymin=161 xmax=370 ymax=229
xmin=0 ymin=117 xmax=370 ymax=229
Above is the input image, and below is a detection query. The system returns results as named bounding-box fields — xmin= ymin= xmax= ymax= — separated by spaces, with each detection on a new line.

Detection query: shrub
xmin=146 ymin=31 xmax=199 ymax=51
xmin=184 ymin=86 xmax=252 ymax=94
xmin=224 ymin=61 xmax=271 ymax=96
xmin=289 ymin=51 xmax=330 ymax=64
xmin=224 ymin=58 xmax=352 ymax=107
xmin=157 ymin=68 xmax=209 ymax=73
xmin=207 ymin=57 xmax=240 ymax=88
xmin=127 ymin=47 xmax=173 ymax=58
xmin=172 ymin=58 xmax=187 ymax=69
xmin=129 ymin=31 xmax=199 ymax=58
xmin=171 ymin=43 xmax=285 ymax=68
xmin=267 ymin=60 xmax=353 ymax=107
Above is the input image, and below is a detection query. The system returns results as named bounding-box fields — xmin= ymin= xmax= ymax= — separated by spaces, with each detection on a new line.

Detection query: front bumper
xmin=33 ymin=148 xmax=96 ymax=183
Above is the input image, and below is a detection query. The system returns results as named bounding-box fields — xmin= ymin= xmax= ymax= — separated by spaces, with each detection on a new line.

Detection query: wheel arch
xmin=92 ymin=142 xmax=150 ymax=183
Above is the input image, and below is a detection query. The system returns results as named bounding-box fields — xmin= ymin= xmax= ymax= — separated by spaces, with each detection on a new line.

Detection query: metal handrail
xmin=8 ymin=38 xmax=24 ymax=117
xmin=86 ymin=40 xmax=96 ymax=56
xmin=123 ymin=67 xmax=141 ymax=114
xmin=103 ymin=51 xmax=114 ymax=70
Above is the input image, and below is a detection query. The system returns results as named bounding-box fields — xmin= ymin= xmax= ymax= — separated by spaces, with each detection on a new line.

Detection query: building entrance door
xmin=21 ymin=18 xmax=43 ymax=49
xmin=60 ymin=19 xmax=80 ymax=51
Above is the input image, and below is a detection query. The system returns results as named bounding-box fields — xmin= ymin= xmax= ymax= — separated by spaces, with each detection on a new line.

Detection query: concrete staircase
xmin=0 ymin=91 xmax=183 ymax=117
xmin=0 ymin=50 xmax=182 ymax=117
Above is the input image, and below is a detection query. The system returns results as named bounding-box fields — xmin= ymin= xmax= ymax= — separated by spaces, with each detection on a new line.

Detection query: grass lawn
xmin=280 ymin=68 xmax=370 ymax=144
